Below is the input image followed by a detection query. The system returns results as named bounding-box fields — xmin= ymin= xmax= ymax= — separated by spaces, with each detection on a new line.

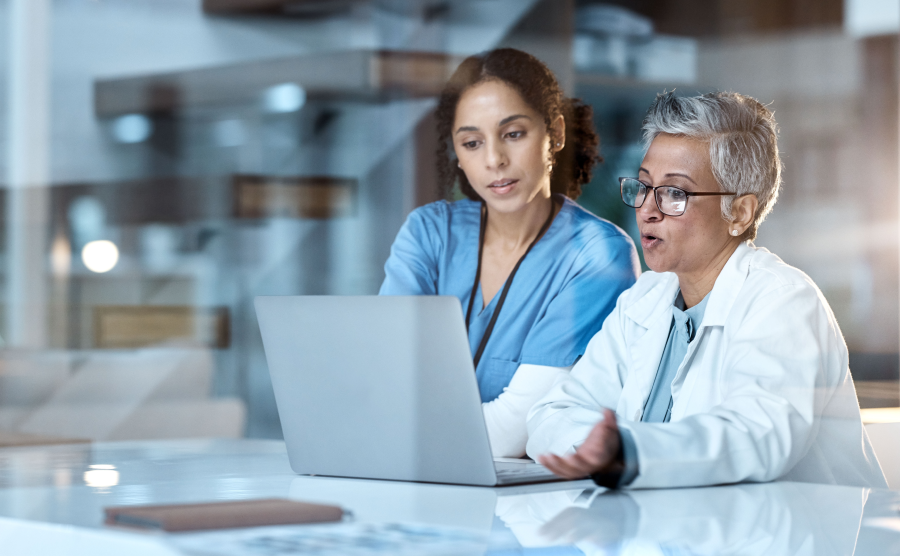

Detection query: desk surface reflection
xmin=0 ymin=439 xmax=897 ymax=555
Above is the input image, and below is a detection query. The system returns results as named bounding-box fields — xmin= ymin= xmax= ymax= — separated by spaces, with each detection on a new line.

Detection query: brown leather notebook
xmin=104 ymin=498 xmax=346 ymax=532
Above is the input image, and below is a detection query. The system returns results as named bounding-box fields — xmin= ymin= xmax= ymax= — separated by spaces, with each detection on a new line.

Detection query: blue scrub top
xmin=380 ymin=196 xmax=639 ymax=402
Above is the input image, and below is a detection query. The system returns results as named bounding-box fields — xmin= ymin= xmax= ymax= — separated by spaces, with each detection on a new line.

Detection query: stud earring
xmin=731 ymin=229 xmax=740 ymax=236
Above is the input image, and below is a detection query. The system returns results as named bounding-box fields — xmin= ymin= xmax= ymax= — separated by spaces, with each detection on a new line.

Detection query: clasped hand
xmin=537 ymin=408 xmax=623 ymax=479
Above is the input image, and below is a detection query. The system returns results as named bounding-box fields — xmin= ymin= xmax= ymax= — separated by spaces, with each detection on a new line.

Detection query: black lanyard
xmin=464 ymin=197 xmax=558 ymax=370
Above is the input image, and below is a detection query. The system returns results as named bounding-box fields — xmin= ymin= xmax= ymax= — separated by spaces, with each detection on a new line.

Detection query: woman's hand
xmin=537 ymin=408 xmax=622 ymax=479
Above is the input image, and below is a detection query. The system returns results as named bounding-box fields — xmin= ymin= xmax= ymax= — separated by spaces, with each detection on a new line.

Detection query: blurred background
xmin=0 ymin=0 xmax=896 ymax=442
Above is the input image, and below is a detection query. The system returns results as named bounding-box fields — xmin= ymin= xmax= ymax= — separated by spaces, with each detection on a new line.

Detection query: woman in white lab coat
xmin=526 ymin=91 xmax=887 ymax=489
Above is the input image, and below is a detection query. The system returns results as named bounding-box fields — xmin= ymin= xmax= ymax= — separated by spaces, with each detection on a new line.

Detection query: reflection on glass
xmin=50 ymin=235 xmax=72 ymax=277
xmin=83 ymin=464 xmax=119 ymax=488
xmin=495 ymin=482 xmax=872 ymax=555
xmin=111 ymin=114 xmax=153 ymax=144
xmin=262 ymin=83 xmax=306 ymax=114
xmin=81 ymin=240 xmax=119 ymax=273
xmin=67 ymin=196 xmax=105 ymax=246
xmin=0 ymin=0 xmax=893 ymax=446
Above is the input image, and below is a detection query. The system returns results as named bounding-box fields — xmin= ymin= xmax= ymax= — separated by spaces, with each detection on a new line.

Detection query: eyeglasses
xmin=619 ymin=177 xmax=736 ymax=217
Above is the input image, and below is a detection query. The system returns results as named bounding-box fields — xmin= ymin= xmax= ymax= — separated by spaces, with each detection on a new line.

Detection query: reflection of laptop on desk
xmin=255 ymin=296 xmax=565 ymax=487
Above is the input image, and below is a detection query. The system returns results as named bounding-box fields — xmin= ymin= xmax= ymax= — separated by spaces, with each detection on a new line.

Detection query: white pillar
xmin=5 ymin=0 xmax=51 ymax=348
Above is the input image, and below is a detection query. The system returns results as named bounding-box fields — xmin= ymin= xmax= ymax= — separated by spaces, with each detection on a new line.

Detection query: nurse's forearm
xmin=482 ymin=364 xmax=571 ymax=458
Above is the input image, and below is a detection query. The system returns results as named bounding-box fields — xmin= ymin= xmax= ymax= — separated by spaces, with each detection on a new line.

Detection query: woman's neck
xmin=677 ymin=239 xmax=742 ymax=309
xmin=484 ymin=193 xmax=556 ymax=251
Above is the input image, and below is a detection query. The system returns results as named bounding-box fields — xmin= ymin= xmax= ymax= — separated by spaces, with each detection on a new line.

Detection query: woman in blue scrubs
xmin=380 ymin=49 xmax=639 ymax=457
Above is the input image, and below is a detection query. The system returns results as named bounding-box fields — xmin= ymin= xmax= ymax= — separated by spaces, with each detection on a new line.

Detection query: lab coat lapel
xmin=619 ymin=274 xmax=680 ymax=422
xmin=669 ymin=242 xmax=755 ymax=419
xmin=695 ymin=242 xmax=754 ymax=329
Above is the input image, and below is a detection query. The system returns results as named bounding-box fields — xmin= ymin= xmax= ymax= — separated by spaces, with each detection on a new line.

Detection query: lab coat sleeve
xmin=623 ymin=282 xmax=843 ymax=489
xmin=379 ymin=207 xmax=443 ymax=295
xmin=525 ymin=291 xmax=632 ymax=459
xmin=483 ymin=364 xmax=571 ymax=458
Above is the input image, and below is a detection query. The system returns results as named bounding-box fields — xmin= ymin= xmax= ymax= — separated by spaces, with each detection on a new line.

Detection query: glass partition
xmin=0 ymin=0 xmax=896 ymax=444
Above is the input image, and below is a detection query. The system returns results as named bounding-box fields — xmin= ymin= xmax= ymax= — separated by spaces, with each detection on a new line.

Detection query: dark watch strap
xmin=589 ymin=430 xmax=626 ymax=489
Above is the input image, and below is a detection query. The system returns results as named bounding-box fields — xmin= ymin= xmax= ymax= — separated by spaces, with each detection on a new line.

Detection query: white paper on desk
xmin=166 ymin=521 xmax=490 ymax=556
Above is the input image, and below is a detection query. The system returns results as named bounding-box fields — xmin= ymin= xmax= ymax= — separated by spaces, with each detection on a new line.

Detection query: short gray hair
xmin=641 ymin=91 xmax=782 ymax=240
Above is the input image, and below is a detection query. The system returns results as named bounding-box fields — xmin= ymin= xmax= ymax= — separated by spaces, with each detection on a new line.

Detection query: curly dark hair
xmin=435 ymin=48 xmax=601 ymax=201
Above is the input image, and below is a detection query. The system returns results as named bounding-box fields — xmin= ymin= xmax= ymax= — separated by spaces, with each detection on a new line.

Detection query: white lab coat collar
xmin=617 ymin=242 xmax=755 ymax=422
xmin=700 ymin=241 xmax=754 ymax=328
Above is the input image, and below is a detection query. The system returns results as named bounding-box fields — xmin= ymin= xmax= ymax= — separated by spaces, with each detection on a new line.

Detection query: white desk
xmin=0 ymin=439 xmax=898 ymax=555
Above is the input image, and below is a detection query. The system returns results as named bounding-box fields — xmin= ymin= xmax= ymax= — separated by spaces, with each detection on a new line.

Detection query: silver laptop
xmin=255 ymin=295 xmax=564 ymax=486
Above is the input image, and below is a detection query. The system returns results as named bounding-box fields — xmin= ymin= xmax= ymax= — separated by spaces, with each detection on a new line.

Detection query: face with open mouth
xmin=637 ymin=133 xmax=736 ymax=280
xmin=453 ymin=79 xmax=561 ymax=215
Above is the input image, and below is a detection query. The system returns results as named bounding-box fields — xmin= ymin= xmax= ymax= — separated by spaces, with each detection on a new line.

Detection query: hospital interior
xmin=1 ymin=0 xmax=900 ymax=554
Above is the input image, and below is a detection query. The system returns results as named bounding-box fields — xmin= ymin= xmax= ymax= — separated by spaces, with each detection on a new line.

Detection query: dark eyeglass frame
xmin=618 ymin=177 xmax=736 ymax=217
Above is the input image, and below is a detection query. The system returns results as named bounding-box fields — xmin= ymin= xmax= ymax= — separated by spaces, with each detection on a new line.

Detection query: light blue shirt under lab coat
xmin=379 ymin=196 xmax=639 ymax=402
xmin=619 ymin=291 xmax=710 ymax=485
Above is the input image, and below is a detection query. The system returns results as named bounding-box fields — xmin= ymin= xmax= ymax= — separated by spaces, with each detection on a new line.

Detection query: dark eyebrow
xmin=499 ymin=114 xmax=530 ymax=126
xmin=637 ymin=167 xmax=698 ymax=185
xmin=455 ymin=114 xmax=531 ymax=135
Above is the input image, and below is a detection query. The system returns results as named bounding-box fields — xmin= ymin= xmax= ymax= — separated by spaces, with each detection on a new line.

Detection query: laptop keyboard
xmin=494 ymin=461 xmax=558 ymax=484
